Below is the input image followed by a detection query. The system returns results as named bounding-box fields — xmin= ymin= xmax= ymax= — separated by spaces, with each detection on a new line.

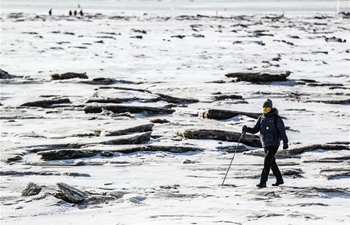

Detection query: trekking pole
xmin=221 ymin=131 xmax=246 ymax=186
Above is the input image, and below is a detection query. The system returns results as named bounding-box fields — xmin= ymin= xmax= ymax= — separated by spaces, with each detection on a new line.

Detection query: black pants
xmin=260 ymin=146 xmax=283 ymax=184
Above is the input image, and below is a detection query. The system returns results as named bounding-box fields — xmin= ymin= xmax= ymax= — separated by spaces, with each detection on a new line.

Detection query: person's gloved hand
xmin=242 ymin=125 xmax=247 ymax=133
xmin=283 ymin=142 xmax=289 ymax=149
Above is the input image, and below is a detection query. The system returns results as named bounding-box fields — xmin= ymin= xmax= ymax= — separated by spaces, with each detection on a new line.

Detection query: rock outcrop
xmin=200 ymin=109 xmax=261 ymax=120
xmin=177 ymin=129 xmax=261 ymax=147
xmin=20 ymin=98 xmax=71 ymax=107
xmin=84 ymin=104 xmax=175 ymax=114
xmin=225 ymin=70 xmax=291 ymax=82
xmin=51 ymin=72 xmax=88 ymax=80
xmin=21 ymin=182 xmax=42 ymax=196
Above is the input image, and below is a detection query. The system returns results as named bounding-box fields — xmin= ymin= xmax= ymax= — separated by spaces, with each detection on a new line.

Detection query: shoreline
xmin=1 ymin=1 xmax=349 ymax=16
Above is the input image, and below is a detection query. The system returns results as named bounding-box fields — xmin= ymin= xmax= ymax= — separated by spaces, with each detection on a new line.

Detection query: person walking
xmin=242 ymin=99 xmax=288 ymax=188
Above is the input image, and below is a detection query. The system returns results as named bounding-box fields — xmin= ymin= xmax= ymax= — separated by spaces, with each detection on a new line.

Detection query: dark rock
xmin=233 ymin=40 xmax=265 ymax=46
xmin=0 ymin=69 xmax=15 ymax=79
xmin=225 ymin=70 xmax=291 ymax=82
xmin=109 ymin=191 xmax=128 ymax=199
xmin=85 ymin=77 xmax=115 ymax=85
xmin=95 ymin=36 xmax=115 ymax=39
xmin=37 ymin=149 xmax=97 ymax=160
xmin=213 ymin=94 xmax=243 ymax=101
xmin=325 ymin=36 xmax=346 ymax=43
xmin=100 ymin=131 xmax=152 ymax=145
xmin=61 ymin=172 xmax=91 ymax=177
xmin=157 ymin=93 xmax=199 ymax=104
xmin=338 ymin=11 xmax=350 ymax=19
xmin=104 ymin=124 xmax=154 ymax=136
xmin=147 ymin=145 xmax=202 ymax=153
xmin=177 ymin=129 xmax=261 ymax=147
xmin=312 ymin=51 xmax=328 ymax=54
xmin=307 ymin=83 xmax=344 ymax=87
xmin=27 ymin=143 xmax=81 ymax=153
xmin=300 ymin=79 xmax=317 ymax=83
xmin=192 ymin=34 xmax=205 ymax=38
xmin=20 ymin=98 xmax=71 ymax=108
xmin=264 ymin=14 xmax=284 ymax=20
xmin=7 ymin=13 xmax=24 ymax=19
xmin=150 ymin=118 xmax=170 ymax=124
xmin=130 ymin=35 xmax=143 ymax=39
xmin=216 ymin=145 xmax=247 ymax=153
xmin=282 ymin=168 xmax=303 ymax=176
xmin=51 ymin=72 xmax=88 ymax=80
xmin=114 ymin=145 xmax=203 ymax=154
xmin=22 ymin=32 xmax=38 ymax=35
xmin=98 ymin=86 xmax=151 ymax=93
xmin=56 ymin=182 xmax=89 ymax=204
xmin=319 ymin=167 xmax=350 ymax=179
xmin=86 ymin=97 xmax=134 ymax=104
xmin=6 ymin=155 xmax=23 ymax=163
xmin=83 ymin=196 xmax=117 ymax=205
xmin=171 ymin=35 xmax=186 ymax=39
xmin=84 ymin=104 xmax=175 ymax=114
xmin=278 ymin=144 xmax=350 ymax=157
xmin=183 ymin=159 xmax=197 ymax=164
xmin=254 ymin=30 xmax=274 ymax=37
xmin=98 ymin=32 xmax=121 ymax=35
xmin=303 ymin=99 xmax=350 ymax=104
xmin=314 ymin=15 xmax=332 ymax=19
xmin=281 ymin=40 xmax=294 ymax=46
xmin=200 ymin=109 xmax=261 ymax=120
xmin=21 ymin=182 xmax=42 ymax=196
xmin=131 ymin=29 xmax=147 ymax=34
xmin=288 ymin=35 xmax=300 ymax=39
xmin=63 ymin=32 xmax=75 ymax=35
xmin=69 ymin=46 xmax=88 ymax=49
xmin=0 ymin=171 xmax=60 ymax=176
xmin=111 ymin=112 xmax=135 ymax=118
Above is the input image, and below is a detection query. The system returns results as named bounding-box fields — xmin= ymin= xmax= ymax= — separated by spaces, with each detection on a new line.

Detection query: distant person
xmin=49 ymin=9 xmax=52 ymax=16
xmin=79 ymin=9 xmax=84 ymax=16
xmin=74 ymin=10 xmax=77 ymax=16
xmin=242 ymin=99 xmax=288 ymax=188
xmin=69 ymin=10 xmax=72 ymax=16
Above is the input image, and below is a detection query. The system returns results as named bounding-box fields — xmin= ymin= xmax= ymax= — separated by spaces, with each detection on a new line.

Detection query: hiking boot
xmin=256 ymin=183 xmax=266 ymax=188
xmin=272 ymin=180 xmax=284 ymax=186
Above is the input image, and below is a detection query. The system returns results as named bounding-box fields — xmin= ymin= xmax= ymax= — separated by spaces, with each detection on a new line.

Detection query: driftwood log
xmin=177 ymin=129 xmax=261 ymax=147
xmin=225 ymin=70 xmax=291 ymax=82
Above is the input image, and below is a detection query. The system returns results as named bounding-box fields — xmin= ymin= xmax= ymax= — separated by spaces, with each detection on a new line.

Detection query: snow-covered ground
xmin=1 ymin=1 xmax=349 ymax=224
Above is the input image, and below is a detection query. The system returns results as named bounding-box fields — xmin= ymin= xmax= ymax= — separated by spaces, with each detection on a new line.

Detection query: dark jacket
xmin=246 ymin=108 xmax=288 ymax=148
